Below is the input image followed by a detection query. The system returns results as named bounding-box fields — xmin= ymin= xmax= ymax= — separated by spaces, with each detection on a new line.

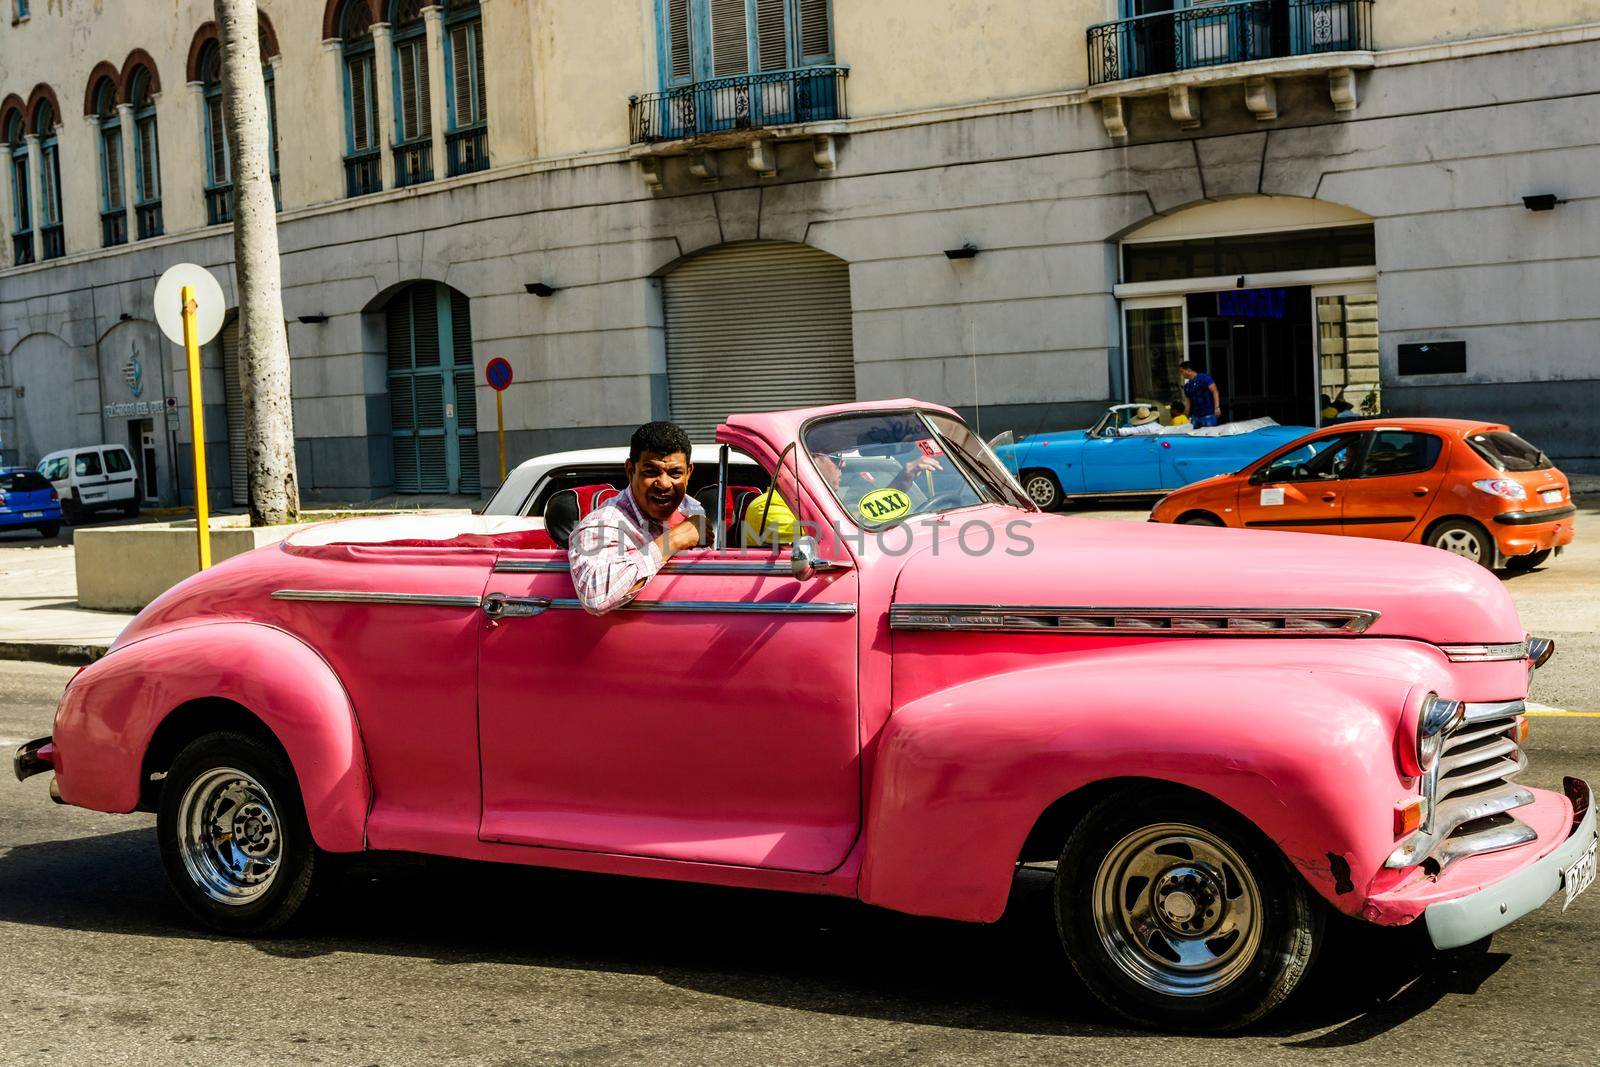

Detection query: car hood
xmin=892 ymin=510 xmax=1522 ymax=644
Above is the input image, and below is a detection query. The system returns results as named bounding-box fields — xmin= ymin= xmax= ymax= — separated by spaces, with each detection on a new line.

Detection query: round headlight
xmin=1416 ymin=693 xmax=1462 ymax=774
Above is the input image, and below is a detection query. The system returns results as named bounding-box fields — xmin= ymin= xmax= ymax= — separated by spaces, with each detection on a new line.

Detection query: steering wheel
xmin=920 ymin=489 xmax=968 ymax=513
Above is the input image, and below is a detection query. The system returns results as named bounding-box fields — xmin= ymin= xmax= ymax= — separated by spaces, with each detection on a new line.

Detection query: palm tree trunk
xmin=215 ymin=0 xmax=298 ymax=525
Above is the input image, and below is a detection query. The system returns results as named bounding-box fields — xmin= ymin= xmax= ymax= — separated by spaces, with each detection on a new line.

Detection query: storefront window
xmin=1123 ymin=225 xmax=1376 ymax=283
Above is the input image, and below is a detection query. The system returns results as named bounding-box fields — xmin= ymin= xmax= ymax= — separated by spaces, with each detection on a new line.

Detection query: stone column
xmin=115 ymin=103 xmax=139 ymax=235
xmin=0 ymin=137 xmax=15 ymax=266
xmin=77 ymin=114 xmax=111 ymax=248
xmin=421 ymin=5 xmax=448 ymax=179
xmin=369 ymin=22 xmax=396 ymax=192
xmin=318 ymin=38 xmax=348 ymax=201
xmin=22 ymin=133 xmax=42 ymax=262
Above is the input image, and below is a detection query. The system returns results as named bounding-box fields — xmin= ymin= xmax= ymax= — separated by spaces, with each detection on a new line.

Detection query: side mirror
xmin=792 ymin=536 xmax=820 ymax=581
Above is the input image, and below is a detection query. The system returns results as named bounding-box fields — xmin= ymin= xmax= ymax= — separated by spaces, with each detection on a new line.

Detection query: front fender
xmin=52 ymin=621 xmax=369 ymax=852
xmin=861 ymin=644 xmax=1437 ymax=923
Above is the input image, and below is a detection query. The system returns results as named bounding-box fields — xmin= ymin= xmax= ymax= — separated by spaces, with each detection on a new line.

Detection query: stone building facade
xmin=1 ymin=0 xmax=1597 ymax=505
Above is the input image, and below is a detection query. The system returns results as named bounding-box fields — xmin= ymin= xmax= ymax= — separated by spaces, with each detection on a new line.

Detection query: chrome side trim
xmin=272 ymin=589 xmax=484 ymax=608
xmin=1440 ymin=642 xmax=1529 ymax=662
xmin=545 ymin=598 xmax=854 ymax=616
xmin=889 ymin=604 xmax=1379 ymax=635
xmin=494 ymin=559 xmax=796 ymax=577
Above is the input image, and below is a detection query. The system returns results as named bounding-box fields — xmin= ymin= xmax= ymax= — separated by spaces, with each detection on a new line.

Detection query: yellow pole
xmin=181 ymin=284 xmax=212 ymax=570
xmin=496 ymin=389 xmax=506 ymax=481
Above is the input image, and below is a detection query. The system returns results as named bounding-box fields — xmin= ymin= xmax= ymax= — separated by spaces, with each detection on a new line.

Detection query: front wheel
xmin=157 ymin=731 xmax=320 ymax=935
xmin=1055 ymin=789 xmax=1322 ymax=1031
xmin=1021 ymin=469 xmax=1065 ymax=512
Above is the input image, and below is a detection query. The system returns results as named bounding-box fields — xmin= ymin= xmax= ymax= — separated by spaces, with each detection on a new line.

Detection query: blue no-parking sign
xmin=486 ymin=357 xmax=513 ymax=391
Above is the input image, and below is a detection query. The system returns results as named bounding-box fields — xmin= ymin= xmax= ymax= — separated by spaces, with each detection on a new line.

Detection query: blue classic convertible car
xmin=993 ymin=404 xmax=1310 ymax=510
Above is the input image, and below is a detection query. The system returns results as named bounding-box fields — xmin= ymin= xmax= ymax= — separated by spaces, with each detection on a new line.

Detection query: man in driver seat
xmin=569 ymin=421 xmax=705 ymax=614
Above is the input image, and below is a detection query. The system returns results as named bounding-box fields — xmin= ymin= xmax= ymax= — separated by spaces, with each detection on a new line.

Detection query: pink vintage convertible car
xmin=14 ymin=399 xmax=1595 ymax=1031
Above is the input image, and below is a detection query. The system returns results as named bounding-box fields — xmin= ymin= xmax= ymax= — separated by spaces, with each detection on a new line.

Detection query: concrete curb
xmin=0 ymin=641 xmax=108 ymax=667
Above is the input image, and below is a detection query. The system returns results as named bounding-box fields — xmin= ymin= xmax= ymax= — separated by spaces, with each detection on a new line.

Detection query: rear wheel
xmin=1055 ymin=789 xmax=1321 ymax=1031
xmin=1426 ymin=518 xmax=1492 ymax=568
xmin=157 ymin=731 xmax=320 ymax=935
xmin=36 ymin=522 xmax=60 ymax=539
xmin=61 ymin=494 xmax=82 ymax=525
xmin=1021 ymin=469 xmax=1064 ymax=512
xmin=1506 ymin=549 xmax=1552 ymax=573
xmin=122 ymin=496 xmax=141 ymax=518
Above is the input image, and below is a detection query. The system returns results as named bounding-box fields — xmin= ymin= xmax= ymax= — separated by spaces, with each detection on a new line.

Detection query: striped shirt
xmin=568 ymin=488 xmax=705 ymax=615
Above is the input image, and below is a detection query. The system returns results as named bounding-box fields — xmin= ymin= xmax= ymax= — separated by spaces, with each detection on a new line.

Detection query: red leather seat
xmin=543 ymin=484 xmax=620 ymax=548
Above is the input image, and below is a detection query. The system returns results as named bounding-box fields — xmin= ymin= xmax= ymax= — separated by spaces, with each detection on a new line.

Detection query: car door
xmin=101 ymin=448 xmax=137 ymax=502
xmin=476 ymin=534 xmax=861 ymax=875
xmin=73 ymin=451 xmax=108 ymax=506
xmin=1340 ymin=429 xmax=1448 ymax=542
xmin=1080 ymin=434 xmax=1161 ymax=493
xmin=1234 ymin=432 xmax=1361 ymax=533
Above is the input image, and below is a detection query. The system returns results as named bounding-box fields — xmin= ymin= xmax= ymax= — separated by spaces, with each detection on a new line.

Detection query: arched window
xmin=390 ymin=0 xmax=433 ymax=187
xmin=340 ymin=1 xmax=381 ymax=196
xmin=93 ymin=79 xmax=127 ymax=247
xmin=128 ymin=67 xmax=163 ymax=239
xmin=4 ymin=111 xmax=31 ymax=266
xmin=32 ymin=100 xmax=64 ymax=260
xmin=199 ymin=25 xmax=282 ymax=225
xmin=443 ymin=0 xmax=487 ymax=176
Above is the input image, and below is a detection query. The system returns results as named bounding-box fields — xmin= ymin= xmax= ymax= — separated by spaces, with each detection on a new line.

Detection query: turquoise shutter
xmin=798 ymin=0 xmax=831 ymax=63
xmin=710 ymin=0 xmax=749 ymax=76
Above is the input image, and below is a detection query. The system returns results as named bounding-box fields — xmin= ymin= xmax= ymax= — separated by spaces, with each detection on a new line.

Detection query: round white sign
xmin=153 ymin=263 xmax=228 ymax=347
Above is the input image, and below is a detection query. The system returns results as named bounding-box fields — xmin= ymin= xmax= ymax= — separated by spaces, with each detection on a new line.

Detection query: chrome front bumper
xmin=1425 ymin=777 xmax=1596 ymax=949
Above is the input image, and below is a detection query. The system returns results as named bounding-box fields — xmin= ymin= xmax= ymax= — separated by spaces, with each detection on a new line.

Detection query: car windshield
xmin=802 ymin=410 xmax=1032 ymax=527
xmin=1466 ymin=430 xmax=1552 ymax=472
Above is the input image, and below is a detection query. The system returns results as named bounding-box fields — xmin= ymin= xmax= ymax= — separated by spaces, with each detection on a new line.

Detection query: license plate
xmin=21 ymin=511 xmax=42 ymax=518
xmin=1565 ymin=835 xmax=1598 ymax=909
xmin=1542 ymin=489 xmax=1564 ymax=504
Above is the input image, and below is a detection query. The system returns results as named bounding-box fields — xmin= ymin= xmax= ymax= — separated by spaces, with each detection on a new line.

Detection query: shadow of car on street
xmin=0 ymin=827 xmax=1507 ymax=1044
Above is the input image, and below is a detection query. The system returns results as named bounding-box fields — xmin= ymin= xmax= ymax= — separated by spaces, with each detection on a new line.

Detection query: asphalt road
xmin=1 ymin=658 xmax=1597 ymax=1066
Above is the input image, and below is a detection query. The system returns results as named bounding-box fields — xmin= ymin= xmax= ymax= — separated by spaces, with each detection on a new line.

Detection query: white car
xmin=37 ymin=445 xmax=141 ymax=524
xmin=483 ymin=444 xmax=765 ymax=518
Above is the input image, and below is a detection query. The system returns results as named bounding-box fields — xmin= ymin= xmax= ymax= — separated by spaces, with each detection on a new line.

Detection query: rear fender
xmin=861 ymin=649 xmax=1428 ymax=923
xmin=52 ymin=622 xmax=369 ymax=852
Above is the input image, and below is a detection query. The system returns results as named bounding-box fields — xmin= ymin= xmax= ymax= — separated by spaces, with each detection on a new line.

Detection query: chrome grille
xmin=1387 ymin=701 xmax=1535 ymax=871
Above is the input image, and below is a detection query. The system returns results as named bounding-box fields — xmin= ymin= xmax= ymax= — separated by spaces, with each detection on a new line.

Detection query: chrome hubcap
xmin=1091 ymin=823 xmax=1262 ymax=997
xmin=1025 ymin=476 xmax=1055 ymax=506
xmin=1436 ymin=528 xmax=1482 ymax=560
xmin=177 ymin=767 xmax=283 ymax=905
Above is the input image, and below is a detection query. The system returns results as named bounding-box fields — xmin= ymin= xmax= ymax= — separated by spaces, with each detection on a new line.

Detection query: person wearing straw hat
xmin=1115 ymin=405 xmax=1164 ymax=436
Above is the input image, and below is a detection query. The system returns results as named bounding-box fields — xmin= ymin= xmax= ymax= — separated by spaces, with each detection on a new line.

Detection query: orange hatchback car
xmin=1150 ymin=419 xmax=1575 ymax=570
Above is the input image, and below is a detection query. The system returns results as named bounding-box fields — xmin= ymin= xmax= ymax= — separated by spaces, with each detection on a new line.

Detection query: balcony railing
xmin=40 ymin=223 xmax=64 ymax=260
xmin=630 ymin=66 xmax=848 ymax=144
xmin=345 ymin=150 xmax=382 ymax=198
xmin=101 ymin=210 xmax=128 ymax=248
xmin=393 ymin=139 xmax=434 ymax=188
xmin=11 ymin=232 xmax=34 ymax=266
xmin=206 ymin=185 xmax=233 ymax=226
xmin=446 ymin=126 xmax=489 ymax=177
xmin=1088 ymin=0 xmax=1373 ymax=86
xmin=135 ymin=201 xmax=163 ymax=240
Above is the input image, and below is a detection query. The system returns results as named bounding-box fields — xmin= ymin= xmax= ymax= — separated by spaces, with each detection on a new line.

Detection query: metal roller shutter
xmin=221 ymin=319 xmax=249 ymax=506
xmin=664 ymin=241 xmax=854 ymax=441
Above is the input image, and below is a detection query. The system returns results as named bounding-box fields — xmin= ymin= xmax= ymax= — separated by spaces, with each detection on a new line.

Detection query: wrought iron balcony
xmin=446 ymin=126 xmax=489 ymax=177
xmin=11 ymin=231 xmax=34 ymax=266
xmin=205 ymin=185 xmax=233 ymax=226
xmin=393 ymin=139 xmax=434 ymax=189
xmin=630 ymin=66 xmax=847 ymax=144
xmin=135 ymin=202 xmax=163 ymax=240
xmin=345 ymin=150 xmax=382 ymax=198
xmin=101 ymin=209 xmax=127 ymax=248
xmin=40 ymin=223 xmax=64 ymax=260
xmin=1088 ymin=0 xmax=1373 ymax=86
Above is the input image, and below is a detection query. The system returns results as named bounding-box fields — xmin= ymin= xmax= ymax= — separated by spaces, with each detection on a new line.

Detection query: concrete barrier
xmin=74 ymin=517 xmax=318 ymax=612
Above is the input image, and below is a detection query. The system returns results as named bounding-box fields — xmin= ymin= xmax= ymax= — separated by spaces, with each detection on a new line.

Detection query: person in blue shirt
xmin=1179 ymin=361 xmax=1222 ymax=427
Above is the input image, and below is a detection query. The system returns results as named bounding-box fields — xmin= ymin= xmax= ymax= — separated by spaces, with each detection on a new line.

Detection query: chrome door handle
xmin=1321 ymin=493 xmax=1337 ymax=503
xmin=1413 ymin=487 xmax=1430 ymax=497
xmin=482 ymin=592 xmax=552 ymax=620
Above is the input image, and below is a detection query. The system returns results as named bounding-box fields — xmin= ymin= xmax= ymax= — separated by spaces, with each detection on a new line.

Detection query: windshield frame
xmin=798 ymin=407 xmax=1034 ymax=530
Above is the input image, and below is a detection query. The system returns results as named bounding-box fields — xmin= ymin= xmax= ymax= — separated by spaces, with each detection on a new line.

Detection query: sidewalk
xmin=0 ymin=544 xmax=135 ymax=666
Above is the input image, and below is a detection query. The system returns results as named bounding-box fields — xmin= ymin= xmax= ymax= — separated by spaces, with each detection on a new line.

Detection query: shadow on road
xmin=0 ymin=827 xmax=1512 ymax=1044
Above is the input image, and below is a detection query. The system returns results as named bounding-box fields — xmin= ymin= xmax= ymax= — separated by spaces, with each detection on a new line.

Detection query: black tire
xmin=36 ymin=522 xmax=60 ymax=539
xmin=157 ymin=730 xmax=320 ymax=936
xmin=1054 ymin=788 xmax=1322 ymax=1032
xmin=1425 ymin=518 xmax=1492 ymax=569
xmin=1179 ymin=512 xmax=1225 ymax=527
xmin=1021 ymin=469 xmax=1065 ymax=512
xmin=1505 ymin=548 xmax=1552 ymax=573
xmin=61 ymin=494 xmax=82 ymax=525
xmin=123 ymin=497 xmax=141 ymax=518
